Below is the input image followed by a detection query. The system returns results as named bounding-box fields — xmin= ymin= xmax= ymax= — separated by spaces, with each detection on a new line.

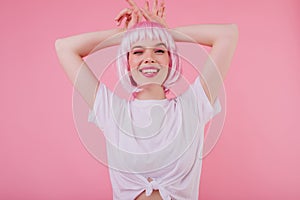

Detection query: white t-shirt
xmin=88 ymin=76 xmax=221 ymax=200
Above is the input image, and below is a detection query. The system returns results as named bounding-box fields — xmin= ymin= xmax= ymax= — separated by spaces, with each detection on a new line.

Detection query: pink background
xmin=1 ymin=0 xmax=299 ymax=199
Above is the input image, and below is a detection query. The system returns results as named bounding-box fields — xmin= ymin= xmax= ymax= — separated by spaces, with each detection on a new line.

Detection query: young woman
xmin=55 ymin=0 xmax=238 ymax=199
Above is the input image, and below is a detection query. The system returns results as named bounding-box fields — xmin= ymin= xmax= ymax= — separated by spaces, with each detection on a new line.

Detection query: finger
xmin=126 ymin=0 xmax=139 ymax=10
xmin=161 ymin=0 xmax=165 ymax=7
xmin=114 ymin=8 xmax=132 ymax=21
xmin=116 ymin=12 xmax=133 ymax=26
xmin=161 ymin=0 xmax=166 ymax=17
xmin=152 ymin=0 xmax=158 ymax=15
xmin=140 ymin=8 xmax=152 ymax=21
xmin=158 ymin=2 xmax=164 ymax=17
xmin=114 ymin=8 xmax=129 ymax=21
xmin=128 ymin=10 xmax=138 ymax=28
xmin=116 ymin=14 xmax=128 ymax=26
xmin=144 ymin=0 xmax=150 ymax=12
xmin=132 ymin=10 xmax=139 ymax=23
xmin=161 ymin=6 xmax=166 ymax=18
xmin=125 ymin=17 xmax=130 ymax=29
xmin=125 ymin=12 xmax=134 ymax=28
xmin=137 ymin=9 xmax=143 ymax=23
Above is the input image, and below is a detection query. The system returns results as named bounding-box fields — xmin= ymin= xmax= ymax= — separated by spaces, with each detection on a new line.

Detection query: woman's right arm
xmin=55 ymin=28 xmax=124 ymax=109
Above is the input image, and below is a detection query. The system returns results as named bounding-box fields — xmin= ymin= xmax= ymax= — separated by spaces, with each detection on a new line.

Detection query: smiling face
xmin=117 ymin=22 xmax=180 ymax=92
xmin=128 ymin=39 xmax=170 ymax=88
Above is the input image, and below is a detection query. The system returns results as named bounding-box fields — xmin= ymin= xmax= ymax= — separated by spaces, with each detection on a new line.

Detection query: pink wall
xmin=1 ymin=0 xmax=299 ymax=199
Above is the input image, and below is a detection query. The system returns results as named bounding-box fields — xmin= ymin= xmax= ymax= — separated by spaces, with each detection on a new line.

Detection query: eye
xmin=131 ymin=48 xmax=144 ymax=55
xmin=154 ymin=49 xmax=166 ymax=54
xmin=132 ymin=51 xmax=143 ymax=55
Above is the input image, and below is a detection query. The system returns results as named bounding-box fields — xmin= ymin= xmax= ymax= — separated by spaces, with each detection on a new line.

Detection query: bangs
xmin=122 ymin=26 xmax=174 ymax=53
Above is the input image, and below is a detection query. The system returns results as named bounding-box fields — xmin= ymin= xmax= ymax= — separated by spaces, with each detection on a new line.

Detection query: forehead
xmin=131 ymin=39 xmax=167 ymax=48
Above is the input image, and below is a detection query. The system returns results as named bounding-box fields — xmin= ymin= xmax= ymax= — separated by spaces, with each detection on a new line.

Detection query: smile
xmin=139 ymin=67 xmax=160 ymax=78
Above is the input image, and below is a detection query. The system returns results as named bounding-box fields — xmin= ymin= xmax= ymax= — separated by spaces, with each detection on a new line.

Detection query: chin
xmin=134 ymin=76 xmax=167 ymax=88
xmin=136 ymin=82 xmax=163 ymax=88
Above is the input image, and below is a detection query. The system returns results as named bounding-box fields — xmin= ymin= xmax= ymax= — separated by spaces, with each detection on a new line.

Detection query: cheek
xmin=128 ymin=56 xmax=140 ymax=70
xmin=159 ymin=55 xmax=170 ymax=67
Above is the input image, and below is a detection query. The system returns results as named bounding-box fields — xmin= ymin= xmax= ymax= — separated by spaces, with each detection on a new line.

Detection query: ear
xmin=168 ymin=51 xmax=172 ymax=68
xmin=127 ymin=52 xmax=131 ymax=71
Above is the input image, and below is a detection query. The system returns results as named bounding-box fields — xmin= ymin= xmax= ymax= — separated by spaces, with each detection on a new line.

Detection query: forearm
xmin=170 ymin=24 xmax=238 ymax=105
xmin=55 ymin=28 xmax=125 ymax=108
xmin=55 ymin=28 xmax=124 ymax=58
xmin=171 ymin=24 xmax=238 ymax=47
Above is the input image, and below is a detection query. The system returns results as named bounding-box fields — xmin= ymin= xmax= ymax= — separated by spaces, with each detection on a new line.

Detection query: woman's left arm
xmin=172 ymin=24 xmax=239 ymax=105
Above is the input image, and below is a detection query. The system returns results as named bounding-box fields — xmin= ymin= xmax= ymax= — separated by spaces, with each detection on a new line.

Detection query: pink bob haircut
xmin=116 ymin=21 xmax=180 ymax=92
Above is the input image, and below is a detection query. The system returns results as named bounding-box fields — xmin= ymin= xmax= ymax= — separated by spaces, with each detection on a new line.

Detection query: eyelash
xmin=132 ymin=49 xmax=166 ymax=55
xmin=155 ymin=49 xmax=165 ymax=54
xmin=133 ymin=51 xmax=143 ymax=55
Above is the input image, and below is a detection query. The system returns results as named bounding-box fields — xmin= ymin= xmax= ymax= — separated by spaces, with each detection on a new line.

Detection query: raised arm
xmin=132 ymin=0 xmax=238 ymax=105
xmin=172 ymin=24 xmax=239 ymax=105
xmin=55 ymin=28 xmax=124 ymax=109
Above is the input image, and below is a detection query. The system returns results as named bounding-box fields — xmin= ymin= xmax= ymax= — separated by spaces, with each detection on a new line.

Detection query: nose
xmin=143 ymin=57 xmax=156 ymax=64
xmin=143 ymin=50 xmax=156 ymax=64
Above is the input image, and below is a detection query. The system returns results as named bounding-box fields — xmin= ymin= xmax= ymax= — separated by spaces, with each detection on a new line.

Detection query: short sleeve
xmin=179 ymin=76 xmax=221 ymax=125
xmin=88 ymin=83 xmax=119 ymax=130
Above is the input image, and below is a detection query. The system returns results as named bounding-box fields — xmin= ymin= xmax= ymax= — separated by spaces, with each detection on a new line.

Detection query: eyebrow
xmin=131 ymin=43 xmax=167 ymax=50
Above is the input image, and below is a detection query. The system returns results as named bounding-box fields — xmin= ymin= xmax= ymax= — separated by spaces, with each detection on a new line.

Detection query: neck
xmin=134 ymin=84 xmax=166 ymax=100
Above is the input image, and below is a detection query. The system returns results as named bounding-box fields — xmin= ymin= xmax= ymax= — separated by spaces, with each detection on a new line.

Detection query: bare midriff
xmin=135 ymin=190 xmax=163 ymax=200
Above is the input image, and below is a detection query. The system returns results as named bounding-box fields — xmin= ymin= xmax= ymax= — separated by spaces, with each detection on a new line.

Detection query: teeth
xmin=140 ymin=69 xmax=159 ymax=74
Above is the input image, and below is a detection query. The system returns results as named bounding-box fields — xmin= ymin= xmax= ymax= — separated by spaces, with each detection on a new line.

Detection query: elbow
xmin=55 ymin=37 xmax=82 ymax=57
xmin=216 ymin=24 xmax=238 ymax=46
xmin=228 ymin=24 xmax=239 ymax=43
xmin=214 ymin=24 xmax=239 ymax=46
xmin=55 ymin=38 xmax=66 ymax=53
xmin=55 ymin=37 xmax=76 ymax=57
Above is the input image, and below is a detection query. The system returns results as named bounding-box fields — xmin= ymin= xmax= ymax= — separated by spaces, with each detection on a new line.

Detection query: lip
xmin=138 ymin=66 xmax=160 ymax=70
xmin=138 ymin=66 xmax=160 ymax=78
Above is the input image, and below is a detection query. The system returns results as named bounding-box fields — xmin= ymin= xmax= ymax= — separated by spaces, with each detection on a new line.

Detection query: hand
xmin=114 ymin=0 xmax=143 ymax=29
xmin=140 ymin=0 xmax=168 ymax=28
